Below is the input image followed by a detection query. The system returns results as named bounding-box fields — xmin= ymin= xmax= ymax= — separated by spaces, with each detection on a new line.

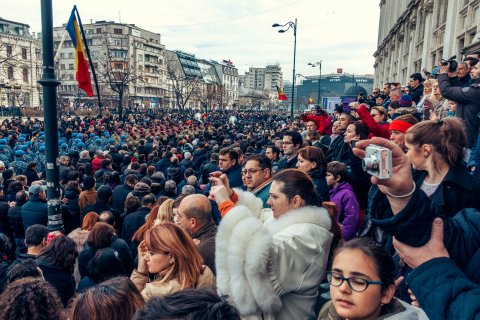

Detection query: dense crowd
xmin=0 ymin=54 xmax=477 ymax=319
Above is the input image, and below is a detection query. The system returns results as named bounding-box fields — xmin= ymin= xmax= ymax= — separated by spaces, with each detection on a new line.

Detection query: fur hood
xmin=216 ymin=189 xmax=332 ymax=317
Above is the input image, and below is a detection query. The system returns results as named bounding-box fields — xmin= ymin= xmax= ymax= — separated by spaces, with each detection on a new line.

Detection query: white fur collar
xmin=266 ymin=206 xmax=332 ymax=235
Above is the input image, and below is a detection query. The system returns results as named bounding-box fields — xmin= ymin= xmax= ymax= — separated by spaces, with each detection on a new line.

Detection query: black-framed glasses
xmin=242 ymin=168 xmax=264 ymax=176
xmin=326 ymin=271 xmax=383 ymax=292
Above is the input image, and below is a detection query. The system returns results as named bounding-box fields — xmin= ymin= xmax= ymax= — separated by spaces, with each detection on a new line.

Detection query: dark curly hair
xmin=37 ymin=236 xmax=78 ymax=273
xmin=133 ymin=288 xmax=240 ymax=320
xmin=0 ymin=277 xmax=66 ymax=320
xmin=69 ymin=277 xmax=144 ymax=320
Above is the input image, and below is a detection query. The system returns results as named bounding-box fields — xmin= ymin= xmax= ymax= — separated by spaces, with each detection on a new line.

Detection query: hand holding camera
xmin=353 ymin=137 xmax=415 ymax=213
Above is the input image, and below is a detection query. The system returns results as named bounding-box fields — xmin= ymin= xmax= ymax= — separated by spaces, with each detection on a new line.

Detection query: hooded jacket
xmin=329 ymin=182 xmax=360 ymax=240
xmin=216 ymin=189 xmax=333 ymax=320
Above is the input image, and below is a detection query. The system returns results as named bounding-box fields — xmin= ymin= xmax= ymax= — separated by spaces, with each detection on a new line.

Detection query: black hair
xmin=283 ymin=130 xmax=303 ymax=148
xmin=333 ymin=238 xmax=396 ymax=292
xmin=272 ymin=169 xmax=315 ymax=206
xmin=133 ymin=288 xmax=240 ymax=320
xmin=37 ymin=236 xmax=78 ymax=273
xmin=85 ymin=248 xmax=126 ymax=283
xmin=25 ymin=224 xmax=49 ymax=247
xmin=246 ymin=154 xmax=272 ymax=171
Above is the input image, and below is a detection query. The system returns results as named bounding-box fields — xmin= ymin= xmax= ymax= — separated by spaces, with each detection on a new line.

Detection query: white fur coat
xmin=216 ymin=189 xmax=333 ymax=319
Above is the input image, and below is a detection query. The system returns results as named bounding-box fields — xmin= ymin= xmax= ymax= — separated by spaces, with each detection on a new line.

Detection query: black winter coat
xmin=25 ymin=168 xmax=39 ymax=186
xmin=21 ymin=195 xmax=48 ymax=231
xmin=413 ymin=165 xmax=480 ymax=217
xmin=38 ymin=260 xmax=75 ymax=307
xmin=7 ymin=204 xmax=24 ymax=239
xmin=111 ymin=183 xmax=134 ymax=214
xmin=309 ymin=169 xmax=330 ymax=204
xmin=121 ymin=206 xmax=150 ymax=246
xmin=61 ymin=188 xmax=81 ymax=234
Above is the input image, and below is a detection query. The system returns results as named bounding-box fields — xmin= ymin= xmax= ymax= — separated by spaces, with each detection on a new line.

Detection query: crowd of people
xmin=0 ymin=54 xmax=477 ymax=319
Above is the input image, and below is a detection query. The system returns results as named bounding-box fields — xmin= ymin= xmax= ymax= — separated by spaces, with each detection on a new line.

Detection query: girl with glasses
xmin=318 ymin=238 xmax=427 ymax=319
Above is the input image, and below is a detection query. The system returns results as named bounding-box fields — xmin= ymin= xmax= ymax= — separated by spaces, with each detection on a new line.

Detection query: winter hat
xmin=399 ymin=94 xmax=413 ymax=107
xmin=134 ymin=182 xmax=151 ymax=193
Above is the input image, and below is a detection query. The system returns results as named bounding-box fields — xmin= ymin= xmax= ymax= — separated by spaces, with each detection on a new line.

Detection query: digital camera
xmin=362 ymin=144 xmax=392 ymax=179
xmin=441 ymin=55 xmax=458 ymax=73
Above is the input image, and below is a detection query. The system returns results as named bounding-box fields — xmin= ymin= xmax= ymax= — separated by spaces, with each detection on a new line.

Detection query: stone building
xmin=53 ymin=20 xmax=168 ymax=110
xmin=374 ymin=0 xmax=480 ymax=87
xmin=242 ymin=64 xmax=283 ymax=96
xmin=0 ymin=17 xmax=42 ymax=107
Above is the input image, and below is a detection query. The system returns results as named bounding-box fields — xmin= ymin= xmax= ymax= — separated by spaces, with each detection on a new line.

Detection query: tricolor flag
xmin=276 ymin=83 xmax=288 ymax=101
xmin=66 ymin=7 xmax=93 ymax=97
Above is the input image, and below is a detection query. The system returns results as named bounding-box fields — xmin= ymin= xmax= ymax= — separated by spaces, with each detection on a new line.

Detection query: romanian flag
xmin=66 ymin=8 xmax=93 ymax=97
xmin=276 ymin=83 xmax=288 ymax=101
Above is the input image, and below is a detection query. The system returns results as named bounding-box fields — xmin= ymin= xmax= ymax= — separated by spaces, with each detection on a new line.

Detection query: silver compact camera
xmin=362 ymin=144 xmax=392 ymax=179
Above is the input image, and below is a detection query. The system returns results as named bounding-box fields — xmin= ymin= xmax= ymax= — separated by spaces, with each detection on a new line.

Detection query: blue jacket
xmin=21 ymin=195 xmax=48 ymax=231
xmin=408 ymin=257 xmax=480 ymax=320
xmin=370 ymin=189 xmax=480 ymax=319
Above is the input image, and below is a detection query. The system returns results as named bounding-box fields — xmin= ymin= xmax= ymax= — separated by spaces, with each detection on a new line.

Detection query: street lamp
xmin=308 ymin=61 xmax=322 ymax=106
xmin=272 ymin=18 xmax=297 ymax=118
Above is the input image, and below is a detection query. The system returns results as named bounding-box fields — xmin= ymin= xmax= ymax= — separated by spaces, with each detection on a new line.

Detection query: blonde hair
xmin=145 ymin=223 xmax=204 ymax=289
xmin=155 ymin=199 xmax=174 ymax=225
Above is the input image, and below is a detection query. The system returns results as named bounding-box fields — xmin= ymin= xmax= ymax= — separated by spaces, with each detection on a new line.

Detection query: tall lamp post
xmin=308 ymin=61 xmax=322 ymax=106
xmin=273 ymin=18 xmax=297 ymax=118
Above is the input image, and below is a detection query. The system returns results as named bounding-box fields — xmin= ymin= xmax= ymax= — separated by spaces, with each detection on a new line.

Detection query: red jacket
xmin=356 ymin=104 xmax=390 ymax=139
xmin=301 ymin=113 xmax=326 ymax=134
xmin=91 ymin=156 xmax=103 ymax=174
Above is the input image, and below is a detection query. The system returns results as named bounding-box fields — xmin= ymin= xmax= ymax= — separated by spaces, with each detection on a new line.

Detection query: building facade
xmin=0 ymin=17 xmax=42 ymax=108
xmin=53 ymin=20 xmax=168 ymax=110
xmin=374 ymin=0 xmax=480 ymax=87
xmin=242 ymin=64 xmax=283 ymax=95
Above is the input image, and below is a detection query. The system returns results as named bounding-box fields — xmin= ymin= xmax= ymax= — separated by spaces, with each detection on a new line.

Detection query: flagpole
xmin=38 ymin=0 xmax=64 ymax=231
xmin=74 ymin=6 xmax=102 ymax=116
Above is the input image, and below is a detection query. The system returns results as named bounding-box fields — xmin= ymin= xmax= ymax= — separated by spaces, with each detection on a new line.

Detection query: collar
xmin=192 ymin=219 xmax=217 ymax=239
xmin=252 ymin=179 xmax=272 ymax=194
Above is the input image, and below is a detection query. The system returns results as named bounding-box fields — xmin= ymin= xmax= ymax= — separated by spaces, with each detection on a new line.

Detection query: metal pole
xmin=38 ymin=0 xmax=63 ymax=231
xmin=291 ymin=18 xmax=297 ymax=119
xmin=318 ymin=62 xmax=322 ymax=106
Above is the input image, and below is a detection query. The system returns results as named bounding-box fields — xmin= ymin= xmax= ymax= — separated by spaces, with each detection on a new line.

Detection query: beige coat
xmin=130 ymin=266 xmax=216 ymax=301
xmin=216 ymin=189 xmax=333 ymax=320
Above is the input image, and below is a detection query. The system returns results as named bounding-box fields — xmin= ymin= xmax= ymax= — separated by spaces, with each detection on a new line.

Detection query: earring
xmin=169 ymin=258 xmax=174 ymax=265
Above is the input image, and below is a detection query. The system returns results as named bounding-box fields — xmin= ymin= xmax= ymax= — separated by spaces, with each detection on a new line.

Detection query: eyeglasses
xmin=326 ymin=271 xmax=383 ymax=292
xmin=242 ymin=168 xmax=264 ymax=176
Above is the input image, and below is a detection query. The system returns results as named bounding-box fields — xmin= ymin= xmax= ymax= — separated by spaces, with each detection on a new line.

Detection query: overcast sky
xmin=3 ymin=0 xmax=380 ymax=81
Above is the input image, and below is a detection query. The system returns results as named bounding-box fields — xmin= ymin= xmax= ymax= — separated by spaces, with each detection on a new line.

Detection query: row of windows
xmin=5 ymin=46 xmax=29 ymax=59
xmin=5 ymin=66 xmax=29 ymax=83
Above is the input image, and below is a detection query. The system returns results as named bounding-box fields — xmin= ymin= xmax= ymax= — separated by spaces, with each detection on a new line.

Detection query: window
xmin=113 ymin=28 xmax=123 ymax=35
xmin=60 ymin=52 xmax=65 ymax=58
xmin=22 ymin=48 xmax=27 ymax=59
xmin=69 ymin=64 xmax=74 ymax=70
xmin=69 ymin=74 xmax=74 ymax=80
xmin=69 ymin=52 xmax=73 ymax=59
xmin=6 ymin=45 xmax=12 ymax=57
xmin=96 ymin=28 xmax=101 ymax=34
xmin=114 ymin=63 xmax=123 ymax=69
xmin=61 ymin=64 xmax=65 ymax=70
xmin=22 ymin=68 xmax=28 ymax=83
xmin=7 ymin=66 xmax=14 ymax=80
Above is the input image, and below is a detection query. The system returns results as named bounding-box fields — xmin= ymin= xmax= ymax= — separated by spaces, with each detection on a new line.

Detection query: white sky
xmin=3 ymin=0 xmax=380 ymax=81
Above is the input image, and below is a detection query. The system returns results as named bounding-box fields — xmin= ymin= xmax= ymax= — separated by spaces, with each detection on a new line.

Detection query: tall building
xmin=0 ymin=17 xmax=42 ymax=107
xmin=242 ymin=64 xmax=283 ymax=94
xmin=165 ymin=50 xmax=239 ymax=109
xmin=53 ymin=20 xmax=168 ymax=110
xmin=374 ymin=0 xmax=480 ymax=87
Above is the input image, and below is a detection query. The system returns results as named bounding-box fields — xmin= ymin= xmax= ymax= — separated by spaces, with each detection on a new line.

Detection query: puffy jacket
xmin=21 ymin=195 xmax=48 ymax=231
xmin=216 ymin=189 xmax=333 ymax=320
xmin=329 ymin=182 xmax=360 ymax=240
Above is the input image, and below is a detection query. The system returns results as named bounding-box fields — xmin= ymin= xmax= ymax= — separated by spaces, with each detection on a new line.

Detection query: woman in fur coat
xmin=210 ymin=169 xmax=335 ymax=320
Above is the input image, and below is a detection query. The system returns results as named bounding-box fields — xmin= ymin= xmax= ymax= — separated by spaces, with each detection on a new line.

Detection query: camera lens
xmin=362 ymin=157 xmax=379 ymax=172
